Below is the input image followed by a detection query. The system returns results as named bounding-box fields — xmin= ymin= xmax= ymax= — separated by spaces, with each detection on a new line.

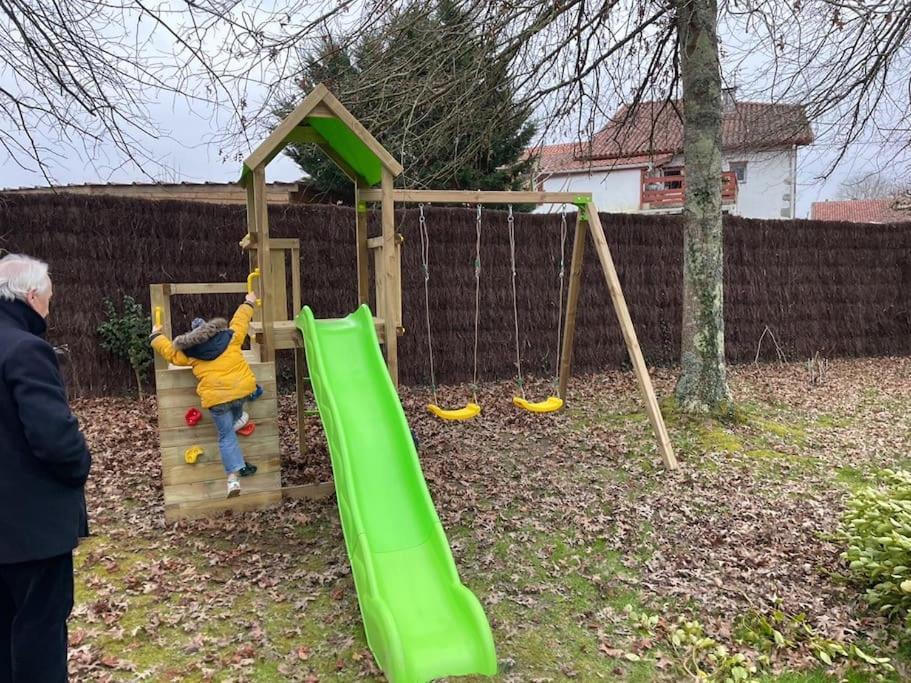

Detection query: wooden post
xmin=558 ymin=212 xmax=588 ymax=401
xmin=150 ymin=284 xmax=171 ymax=371
xmin=269 ymin=249 xmax=288 ymax=321
xmin=245 ymin=182 xmax=263 ymax=359
xmin=291 ymin=238 xmax=307 ymax=456
xmin=381 ymin=169 xmax=398 ymax=387
xmin=373 ymin=246 xmax=385 ymax=321
xmin=355 ymin=183 xmax=370 ymax=307
xmin=253 ymin=167 xmax=275 ymax=362
xmin=291 ymin=243 xmax=301 ymax=316
xmin=394 ymin=236 xmax=403 ymax=336
xmin=585 ymin=204 xmax=678 ymax=470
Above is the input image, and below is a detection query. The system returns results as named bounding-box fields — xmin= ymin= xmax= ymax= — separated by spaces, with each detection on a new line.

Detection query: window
xmin=662 ymin=166 xmax=683 ymax=189
xmin=729 ymin=161 xmax=748 ymax=183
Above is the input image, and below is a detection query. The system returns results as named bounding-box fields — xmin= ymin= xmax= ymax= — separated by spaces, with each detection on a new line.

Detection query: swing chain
xmin=419 ymin=205 xmax=429 ymax=282
xmin=508 ymin=204 xmax=525 ymax=397
xmin=555 ymin=210 xmax=568 ymax=383
xmin=418 ymin=204 xmax=437 ymax=401
xmin=472 ymin=205 xmax=482 ymax=403
xmin=475 ymin=207 xmax=483 ymax=279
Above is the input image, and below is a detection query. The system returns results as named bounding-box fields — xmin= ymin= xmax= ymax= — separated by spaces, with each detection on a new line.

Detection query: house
xmin=810 ymin=197 xmax=911 ymax=223
xmin=531 ymin=90 xmax=814 ymax=219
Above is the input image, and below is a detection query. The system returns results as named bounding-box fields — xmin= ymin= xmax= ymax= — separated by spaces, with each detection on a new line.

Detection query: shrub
xmin=97 ymin=295 xmax=153 ymax=400
xmin=840 ymin=469 xmax=911 ymax=628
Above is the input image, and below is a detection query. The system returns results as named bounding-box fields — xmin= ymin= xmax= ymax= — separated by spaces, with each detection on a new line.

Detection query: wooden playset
xmin=150 ymin=84 xmax=678 ymax=522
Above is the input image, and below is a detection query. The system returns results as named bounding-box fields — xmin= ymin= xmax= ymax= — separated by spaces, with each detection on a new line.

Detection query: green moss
xmin=715 ymin=401 xmax=752 ymax=425
xmin=660 ymin=395 xmax=681 ymax=426
xmin=699 ymin=426 xmax=743 ymax=453
xmin=816 ymin=415 xmax=853 ymax=428
xmin=754 ymin=418 xmax=806 ymax=443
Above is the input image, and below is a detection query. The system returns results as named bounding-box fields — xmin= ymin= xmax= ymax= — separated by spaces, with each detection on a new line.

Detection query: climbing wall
xmin=156 ymin=355 xmax=282 ymax=521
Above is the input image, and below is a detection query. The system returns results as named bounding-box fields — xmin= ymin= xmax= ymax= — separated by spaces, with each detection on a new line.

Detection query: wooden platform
xmin=248 ymin=318 xmax=386 ymax=349
xmin=156 ymin=360 xmax=283 ymax=521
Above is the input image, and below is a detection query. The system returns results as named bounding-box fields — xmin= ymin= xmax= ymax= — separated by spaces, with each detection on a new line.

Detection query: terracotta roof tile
xmin=810 ymin=198 xmax=911 ymax=223
xmin=533 ymin=99 xmax=814 ymax=174
xmin=531 ymin=141 xmax=672 ymax=174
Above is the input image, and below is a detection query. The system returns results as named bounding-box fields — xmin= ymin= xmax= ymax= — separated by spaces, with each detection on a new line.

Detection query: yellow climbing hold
xmin=184 ymin=445 xmax=204 ymax=464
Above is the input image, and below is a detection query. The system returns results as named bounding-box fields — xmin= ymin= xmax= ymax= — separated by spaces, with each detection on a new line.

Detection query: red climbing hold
xmin=185 ymin=408 xmax=202 ymax=427
xmin=236 ymin=422 xmax=256 ymax=437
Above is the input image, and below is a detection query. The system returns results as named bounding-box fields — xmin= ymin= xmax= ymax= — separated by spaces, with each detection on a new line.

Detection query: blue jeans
xmin=209 ymin=399 xmax=246 ymax=474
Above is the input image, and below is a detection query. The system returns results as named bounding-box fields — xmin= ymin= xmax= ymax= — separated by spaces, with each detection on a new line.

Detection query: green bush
xmin=840 ymin=468 xmax=911 ymax=628
xmin=97 ymin=295 xmax=153 ymax=400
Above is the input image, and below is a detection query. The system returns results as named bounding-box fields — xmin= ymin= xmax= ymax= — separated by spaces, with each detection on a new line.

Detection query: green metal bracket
xmin=357 ymin=201 xmax=367 ymax=213
xmin=573 ymin=196 xmax=590 ymax=221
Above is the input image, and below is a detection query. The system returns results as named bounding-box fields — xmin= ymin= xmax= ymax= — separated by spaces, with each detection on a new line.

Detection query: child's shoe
xmin=227 ymin=476 xmax=241 ymax=498
xmin=238 ymin=462 xmax=258 ymax=477
xmin=233 ymin=412 xmax=250 ymax=431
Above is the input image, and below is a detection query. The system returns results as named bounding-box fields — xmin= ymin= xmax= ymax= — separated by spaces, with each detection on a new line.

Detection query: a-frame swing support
xmin=358 ymin=188 xmax=678 ymax=471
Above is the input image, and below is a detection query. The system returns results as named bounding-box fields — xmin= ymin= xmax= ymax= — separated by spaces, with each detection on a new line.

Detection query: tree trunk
xmin=133 ymin=366 xmax=145 ymax=403
xmin=674 ymin=0 xmax=733 ymax=414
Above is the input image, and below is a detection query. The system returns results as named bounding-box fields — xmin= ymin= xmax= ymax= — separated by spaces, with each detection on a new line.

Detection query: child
xmin=150 ymin=293 xmax=261 ymax=498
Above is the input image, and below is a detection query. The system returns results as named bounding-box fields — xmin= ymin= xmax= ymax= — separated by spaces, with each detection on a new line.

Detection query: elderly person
xmin=0 ymin=254 xmax=91 ymax=682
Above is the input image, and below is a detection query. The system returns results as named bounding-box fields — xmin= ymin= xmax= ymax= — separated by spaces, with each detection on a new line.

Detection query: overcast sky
xmin=0 ymin=90 xmax=876 ymax=219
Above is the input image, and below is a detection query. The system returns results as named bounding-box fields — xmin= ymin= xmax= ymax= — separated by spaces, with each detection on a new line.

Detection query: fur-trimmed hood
xmin=173 ymin=318 xmax=234 ymax=360
xmin=173 ymin=318 xmax=228 ymax=350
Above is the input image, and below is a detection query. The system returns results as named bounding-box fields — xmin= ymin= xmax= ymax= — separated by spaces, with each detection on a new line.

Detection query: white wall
xmin=664 ymin=150 xmax=795 ymax=219
xmin=724 ymin=150 xmax=795 ymax=220
xmin=538 ymin=167 xmax=643 ymax=213
xmin=537 ymin=148 xmax=797 ymax=219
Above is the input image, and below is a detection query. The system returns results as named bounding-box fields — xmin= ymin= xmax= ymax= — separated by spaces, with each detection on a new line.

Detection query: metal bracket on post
xmin=357 ymin=201 xmax=367 ymax=213
xmin=573 ymin=196 xmax=590 ymax=222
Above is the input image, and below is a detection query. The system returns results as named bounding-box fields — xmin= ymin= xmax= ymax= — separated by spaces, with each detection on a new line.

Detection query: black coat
xmin=0 ymin=299 xmax=91 ymax=564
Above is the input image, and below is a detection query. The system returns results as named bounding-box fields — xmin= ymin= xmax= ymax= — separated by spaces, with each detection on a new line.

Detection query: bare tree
xmin=0 ymin=1 xmax=367 ymax=183
xmin=839 ymin=172 xmax=909 ymax=200
xmin=720 ymin=1 xmax=911 ymax=177
xmin=674 ymin=0 xmax=733 ymax=413
xmin=0 ymin=2 xmax=233 ymax=182
xmin=5 ymin=0 xmax=910 ymax=414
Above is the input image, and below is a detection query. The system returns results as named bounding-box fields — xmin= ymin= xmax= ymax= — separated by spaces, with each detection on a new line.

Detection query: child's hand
xmin=245 ymin=292 xmax=258 ymax=305
xmin=151 ymin=324 xmax=163 ymax=335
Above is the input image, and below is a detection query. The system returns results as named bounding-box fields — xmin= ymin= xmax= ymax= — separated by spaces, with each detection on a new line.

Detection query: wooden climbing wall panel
xmin=156 ymin=360 xmax=283 ymax=521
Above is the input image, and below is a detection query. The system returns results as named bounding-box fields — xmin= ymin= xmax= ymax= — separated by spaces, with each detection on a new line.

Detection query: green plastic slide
xmin=295 ymin=304 xmax=497 ymax=683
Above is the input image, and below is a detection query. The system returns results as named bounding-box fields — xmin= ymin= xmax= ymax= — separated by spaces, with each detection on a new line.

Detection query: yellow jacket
xmin=151 ymin=303 xmax=257 ymax=409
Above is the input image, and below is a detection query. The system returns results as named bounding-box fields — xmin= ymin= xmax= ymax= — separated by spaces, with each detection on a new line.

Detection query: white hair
xmin=0 ymin=254 xmax=52 ymax=302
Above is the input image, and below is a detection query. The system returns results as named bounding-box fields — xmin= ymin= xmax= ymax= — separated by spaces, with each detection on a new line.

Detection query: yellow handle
xmin=154 ymin=306 xmax=162 ymax=327
xmin=247 ymin=268 xmax=262 ymax=307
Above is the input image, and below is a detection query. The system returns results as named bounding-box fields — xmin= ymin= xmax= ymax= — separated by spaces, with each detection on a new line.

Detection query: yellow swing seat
xmin=427 ymin=402 xmax=481 ymax=421
xmin=513 ymin=395 xmax=564 ymax=414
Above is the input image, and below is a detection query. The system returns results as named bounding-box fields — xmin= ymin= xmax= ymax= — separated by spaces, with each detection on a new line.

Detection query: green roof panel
xmin=306 ymin=116 xmax=383 ymax=186
xmin=238 ymin=110 xmax=387 ymax=187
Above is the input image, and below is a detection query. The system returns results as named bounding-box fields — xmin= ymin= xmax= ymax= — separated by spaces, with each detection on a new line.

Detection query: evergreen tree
xmin=279 ymin=0 xmax=537 ymax=202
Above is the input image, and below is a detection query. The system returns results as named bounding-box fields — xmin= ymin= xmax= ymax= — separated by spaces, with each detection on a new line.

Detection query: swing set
xmin=150 ymin=83 xmax=677 ymax=524
xmin=361 ymin=185 xmax=677 ymax=471
xmin=419 ymin=203 xmax=567 ymax=420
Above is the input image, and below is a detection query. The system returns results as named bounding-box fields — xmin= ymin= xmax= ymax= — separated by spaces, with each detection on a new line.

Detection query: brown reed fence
xmin=1 ymin=193 xmax=908 ymax=396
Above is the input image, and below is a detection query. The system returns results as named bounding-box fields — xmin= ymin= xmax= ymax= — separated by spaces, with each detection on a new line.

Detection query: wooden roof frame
xmin=239 ymin=83 xmax=403 ymax=185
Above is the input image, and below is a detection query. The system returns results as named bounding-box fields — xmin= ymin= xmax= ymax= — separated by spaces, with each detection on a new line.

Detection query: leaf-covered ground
xmin=69 ymin=358 xmax=911 ymax=681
